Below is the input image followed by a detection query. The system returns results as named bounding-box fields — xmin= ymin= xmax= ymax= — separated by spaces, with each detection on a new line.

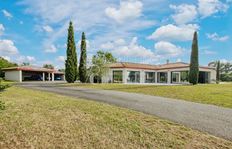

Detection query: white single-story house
xmin=2 ymin=66 xmax=65 ymax=82
xmin=90 ymin=62 xmax=216 ymax=84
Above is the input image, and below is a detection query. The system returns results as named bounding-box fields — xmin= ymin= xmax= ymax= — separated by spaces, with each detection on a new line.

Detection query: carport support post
xmin=42 ymin=73 xmax=45 ymax=81
xmin=48 ymin=73 xmax=51 ymax=81
xmin=167 ymin=71 xmax=171 ymax=84
xmin=52 ymin=73 xmax=54 ymax=82
xmin=19 ymin=70 xmax=22 ymax=82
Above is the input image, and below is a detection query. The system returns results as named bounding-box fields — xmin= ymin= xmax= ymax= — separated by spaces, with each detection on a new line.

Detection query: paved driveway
xmin=18 ymin=82 xmax=232 ymax=141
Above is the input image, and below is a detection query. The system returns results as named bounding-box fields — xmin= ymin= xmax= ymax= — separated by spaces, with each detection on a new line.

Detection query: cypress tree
xmin=65 ymin=21 xmax=78 ymax=83
xmin=216 ymin=60 xmax=220 ymax=83
xmin=79 ymin=32 xmax=87 ymax=83
xmin=189 ymin=31 xmax=199 ymax=85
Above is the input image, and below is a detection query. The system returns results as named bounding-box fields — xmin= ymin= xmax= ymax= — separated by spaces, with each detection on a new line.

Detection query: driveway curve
xmin=18 ymin=82 xmax=232 ymax=141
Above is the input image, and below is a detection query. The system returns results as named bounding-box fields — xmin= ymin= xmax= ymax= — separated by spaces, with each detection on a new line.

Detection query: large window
xmin=172 ymin=72 xmax=180 ymax=83
xmin=113 ymin=70 xmax=123 ymax=83
xmin=157 ymin=72 xmax=167 ymax=83
xmin=180 ymin=71 xmax=189 ymax=82
xmin=127 ymin=71 xmax=140 ymax=83
xmin=145 ymin=72 xmax=156 ymax=83
xmin=199 ymin=72 xmax=210 ymax=83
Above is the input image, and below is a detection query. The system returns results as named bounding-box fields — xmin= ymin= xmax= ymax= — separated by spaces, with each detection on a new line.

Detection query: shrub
xmin=0 ymin=78 xmax=10 ymax=111
xmin=221 ymin=73 xmax=232 ymax=82
xmin=0 ymin=78 xmax=10 ymax=91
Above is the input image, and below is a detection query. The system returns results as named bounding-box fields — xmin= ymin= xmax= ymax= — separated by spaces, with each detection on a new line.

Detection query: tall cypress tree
xmin=65 ymin=21 xmax=78 ymax=83
xmin=79 ymin=32 xmax=87 ymax=83
xmin=216 ymin=60 xmax=220 ymax=83
xmin=189 ymin=31 xmax=199 ymax=85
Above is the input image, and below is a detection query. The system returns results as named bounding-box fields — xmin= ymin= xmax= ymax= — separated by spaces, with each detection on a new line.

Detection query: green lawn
xmin=65 ymin=83 xmax=232 ymax=108
xmin=0 ymin=87 xmax=231 ymax=148
xmin=0 ymin=80 xmax=14 ymax=85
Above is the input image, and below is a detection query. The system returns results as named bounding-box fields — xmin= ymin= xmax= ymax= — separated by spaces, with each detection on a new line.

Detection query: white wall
xmin=98 ymin=67 xmax=216 ymax=84
xmin=5 ymin=70 xmax=22 ymax=82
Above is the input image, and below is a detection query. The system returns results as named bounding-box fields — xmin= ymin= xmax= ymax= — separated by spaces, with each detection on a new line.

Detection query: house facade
xmin=2 ymin=66 xmax=65 ymax=82
xmin=91 ymin=62 xmax=216 ymax=84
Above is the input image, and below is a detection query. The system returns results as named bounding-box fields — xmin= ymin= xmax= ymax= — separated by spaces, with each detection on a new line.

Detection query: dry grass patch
xmin=0 ymin=87 xmax=231 ymax=148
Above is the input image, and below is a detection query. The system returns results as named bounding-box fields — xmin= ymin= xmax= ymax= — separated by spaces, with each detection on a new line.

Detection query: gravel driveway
xmin=18 ymin=82 xmax=232 ymax=141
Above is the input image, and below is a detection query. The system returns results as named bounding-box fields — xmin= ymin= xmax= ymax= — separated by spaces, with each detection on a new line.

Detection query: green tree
xmin=65 ymin=21 xmax=78 ymax=83
xmin=91 ymin=51 xmax=116 ymax=83
xmin=79 ymin=32 xmax=87 ymax=83
xmin=208 ymin=61 xmax=232 ymax=82
xmin=216 ymin=61 xmax=220 ymax=83
xmin=43 ymin=64 xmax=54 ymax=69
xmin=189 ymin=31 xmax=199 ymax=85
xmin=0 ymin=57 xmax=17 ymax=78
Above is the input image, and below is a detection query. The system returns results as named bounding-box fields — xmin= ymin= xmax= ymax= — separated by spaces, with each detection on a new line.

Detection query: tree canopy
xmin=65 ymin=21 xmax=78 ymax=83
xmin=79 ymin=32 xmax=87 ymax=83
xmin=43 ymin=64 xmax=54 ymax=69
xmin=209 ymin=61 xmax=232 ymax=82
xmin=189 ymin=31 xmax=199 ymax=85
xmin=91 ymin=51 xmax=116 ymax=82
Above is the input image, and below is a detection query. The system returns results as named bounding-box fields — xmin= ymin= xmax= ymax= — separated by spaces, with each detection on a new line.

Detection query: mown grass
xmin=0 ymin=87 xmax=231 ymax=148
xmin=65 ymin=83 xmax=232 ymax=108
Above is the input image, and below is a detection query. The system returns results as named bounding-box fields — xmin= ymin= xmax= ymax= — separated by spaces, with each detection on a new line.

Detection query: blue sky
xmin=0 ymin=0 xmax=231 ymax=68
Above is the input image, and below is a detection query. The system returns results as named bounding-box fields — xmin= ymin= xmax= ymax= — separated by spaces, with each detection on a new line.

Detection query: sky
xmin=0 ymin=0 xmax=232 ymax=69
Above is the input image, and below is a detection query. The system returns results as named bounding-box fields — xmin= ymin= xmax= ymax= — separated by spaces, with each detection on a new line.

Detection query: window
xmin=127 ymin=71 xmax=140 ymax=83
xmin=180 ymin=71 xmax=189 ymax=82
xmin=113 ymin=70 xmax=123 ymax=83
xmin=145 ymin=72 xmax=156 ymax=83
xmin=172 ymin=72 xmax=180 ymax=83
xmin=157 ymin=72 xmax=167 ymax=83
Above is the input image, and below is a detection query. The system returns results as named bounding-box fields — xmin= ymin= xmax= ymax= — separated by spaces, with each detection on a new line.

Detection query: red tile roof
xmin=108 ymin=62 xmax=215 ymax=70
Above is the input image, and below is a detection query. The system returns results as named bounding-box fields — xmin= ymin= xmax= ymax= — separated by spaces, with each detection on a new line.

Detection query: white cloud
xmin=114 ymin=37 xmax=155 ymax=58
xmin=148 ymin=24 xmax=199 ymax=41
xmin=2 ymin=56 xmax=11 ymax=61
xmin=0 ymin=24 xmax=4 ymax=36
xmin=101 ymin=37 xmax=156 ymax=59
xmin=56 ymin=56 xmax=66 ymax=63
xmin=202 ymin=50 xmax=217 ymax=55
xmin=170 ymin=4 xmax=198 ymax=25
xmin=2 ymin=9 xmax=13 ymax=19
xmin=105 ymin=0 xmax=143 ymax=23
xmin=0 ymin=39 xmax=19 ymax=56
xmin=206 ymin=33 xmax=229 ymax=41
xmin=26 ymin=56 xmax=36 ymax=62
xmin=220 ymin=59 xmax=232 ymax=63
xmin=154 ymin=41 xmax=184 ymax=57
xmin=198 ymin=0 xmax=229 ymax=18
xmin=176 ymin=58 xmax=182 ymax=62
xmin=42 ymin=25 xmax=53 ymax=33
xmin=44 ymin=44 xmax=57 ymax=53
xmin=19 ymin=0 xmax=155 ymax=56
xmin=100 ymin=38 xmax=126 ymax=50
xmin=16 ymin=55 xmax=36 ymax=63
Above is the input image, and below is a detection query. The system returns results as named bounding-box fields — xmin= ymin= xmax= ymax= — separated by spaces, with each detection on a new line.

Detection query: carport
xmin=3 ymin=66 xmax=65 ymax=82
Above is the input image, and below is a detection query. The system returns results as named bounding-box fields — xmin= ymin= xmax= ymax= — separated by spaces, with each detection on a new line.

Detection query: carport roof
xmin=2 ymin=66 xmax=64 ymax=74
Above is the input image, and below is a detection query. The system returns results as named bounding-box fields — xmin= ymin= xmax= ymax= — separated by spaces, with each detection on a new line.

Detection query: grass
xmin=64 ymin=83 xmax=232 ymax=108
xmin=0 ymin=80 xmax=14 ymax=85
xmin=0 ymin=87 xmax=231 ymax=148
